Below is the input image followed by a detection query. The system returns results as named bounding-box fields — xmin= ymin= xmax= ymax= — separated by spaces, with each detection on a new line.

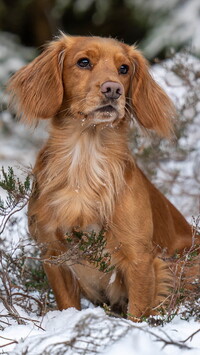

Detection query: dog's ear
xmin=129 ymin=48 xmax=175 ymax=137
xmin=7 ymin=40 xmax=66 ymax=124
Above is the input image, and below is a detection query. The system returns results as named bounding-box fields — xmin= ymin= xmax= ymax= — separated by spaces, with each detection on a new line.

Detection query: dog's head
xmin=8 ymin=34 xmax=175 ymax=136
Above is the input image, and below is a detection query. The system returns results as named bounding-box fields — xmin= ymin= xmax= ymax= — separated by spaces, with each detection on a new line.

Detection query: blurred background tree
xmin=0 ymin=0 xmax=199 ymax=58
xmin=0 ymin=0 xmax=147 ymax=49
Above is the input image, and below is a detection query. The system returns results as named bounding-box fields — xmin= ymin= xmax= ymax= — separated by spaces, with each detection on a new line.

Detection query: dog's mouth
xmin=78 ymin=103 xmax=124 ymax=125
xmin=95 ymin=104 xmax=117 ymax=114
xmin=92 ymin=104 xmax=119 ymax=122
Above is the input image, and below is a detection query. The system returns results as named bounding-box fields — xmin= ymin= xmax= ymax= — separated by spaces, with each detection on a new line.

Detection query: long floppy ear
xmin=7 ymin=40 xmax=66 ymax=124
xmin=130 ymin=48 xmax=176 ymax=137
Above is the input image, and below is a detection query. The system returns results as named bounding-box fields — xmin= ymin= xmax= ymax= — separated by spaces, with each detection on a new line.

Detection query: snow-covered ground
xmin=0 ymin=35 xmax=199 ymax=354
xmin=0 ymin=306 xmax=200 ymax=354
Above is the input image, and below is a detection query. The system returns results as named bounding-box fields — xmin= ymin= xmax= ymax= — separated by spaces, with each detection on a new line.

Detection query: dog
xmin=7 ymin=34 xmax=197 ymax=320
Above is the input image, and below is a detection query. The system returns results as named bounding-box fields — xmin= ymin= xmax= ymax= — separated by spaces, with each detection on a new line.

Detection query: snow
xmin=109 ymin=270 xmax=117 ymax=284
xmin=133 ymin=0 xmax=200 ymax=58
xmin=150 ymin=53 xmax=200 ymax=219
xmin=0 ymin=306 xmax=199 ymax=354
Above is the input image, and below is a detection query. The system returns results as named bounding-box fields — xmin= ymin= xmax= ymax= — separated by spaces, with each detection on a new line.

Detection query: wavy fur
xmin=7 ymin=34 xmax=197 ymax=320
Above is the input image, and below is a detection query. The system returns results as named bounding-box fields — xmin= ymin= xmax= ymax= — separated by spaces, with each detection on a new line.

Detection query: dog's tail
xmin=167 ymin=247 xmax=200 ymax=304
xmin=152 ymin=257 xmax=172 ymax=314
xmin=152 ymin=243 xmax=200 ymax=314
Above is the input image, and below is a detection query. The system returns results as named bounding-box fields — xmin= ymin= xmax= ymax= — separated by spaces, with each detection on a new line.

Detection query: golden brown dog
xmin=8 ymin=35 xmax=197 ymax=320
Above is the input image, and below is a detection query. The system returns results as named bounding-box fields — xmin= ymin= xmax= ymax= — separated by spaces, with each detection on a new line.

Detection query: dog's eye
xmin=77 ymin=58 xmax=91 ymax=69
xmin=118 ymin=64 xmax=129 ymax=75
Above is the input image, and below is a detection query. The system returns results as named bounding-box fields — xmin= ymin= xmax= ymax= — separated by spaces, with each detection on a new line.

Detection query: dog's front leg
xmin=109 ymin=185 xmax=159 ymax=320
xmin=28 ymin=216 xmax=81 ymax=310
xmin=123 ymin=253 xmax=156 ymax=320
xmin=110 ymin=235 xmax=156 ymax=319
xmin=43 ymin=246 xmax=81 ymax=311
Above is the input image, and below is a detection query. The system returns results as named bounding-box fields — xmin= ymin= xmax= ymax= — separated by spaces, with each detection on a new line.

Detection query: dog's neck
xmin=36 ymin=119 xmax=134 ymax=228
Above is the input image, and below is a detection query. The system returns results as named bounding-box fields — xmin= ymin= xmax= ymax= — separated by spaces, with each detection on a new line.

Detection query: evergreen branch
xmin=0 ymin=166 xmax=33 ymax=234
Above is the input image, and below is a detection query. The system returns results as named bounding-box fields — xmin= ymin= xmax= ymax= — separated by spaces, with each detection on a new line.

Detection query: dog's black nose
xmin=101 ymin=81 xmax=123 ymax=100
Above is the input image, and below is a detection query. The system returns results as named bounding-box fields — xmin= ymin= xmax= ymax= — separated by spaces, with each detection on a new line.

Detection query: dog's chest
xmin=45 ymin=135 xmax=126 ymax=228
